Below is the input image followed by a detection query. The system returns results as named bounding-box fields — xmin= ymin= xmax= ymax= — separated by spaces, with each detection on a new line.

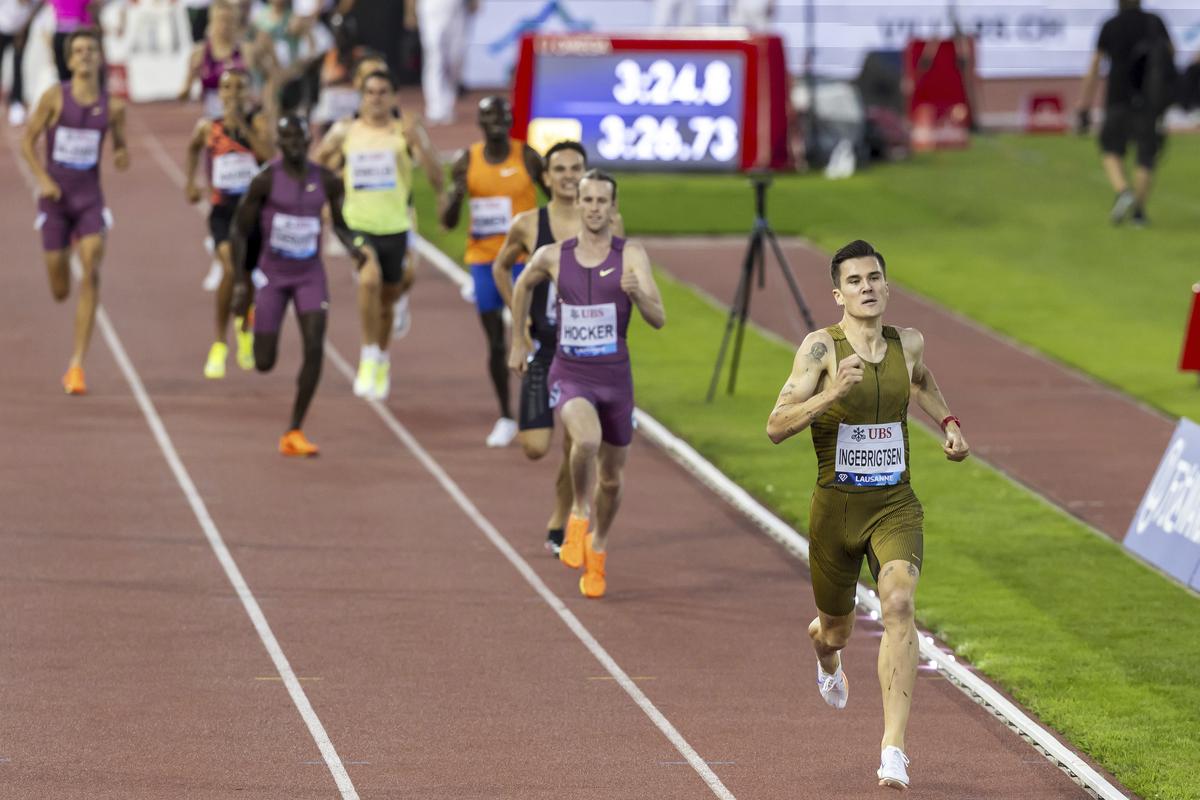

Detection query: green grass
xmin=408 ymin=149 xmax=1200 ymax=798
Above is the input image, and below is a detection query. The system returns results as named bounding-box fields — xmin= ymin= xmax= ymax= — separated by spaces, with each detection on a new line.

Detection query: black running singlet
xmin=530 ymin=207 xmax=558 ymax=342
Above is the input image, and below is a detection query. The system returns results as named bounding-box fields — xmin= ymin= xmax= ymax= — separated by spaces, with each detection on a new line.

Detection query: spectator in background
xmin=728 ymin=0 xmax=772 ymax=30
xmin=183 ymin=0 xmax=210 ymax=43
xmin=416 ymin=0 xmax=478 ymax=126
xmin=0 ymin=0 xmax=37 ymax=124
xmin=1076 ymin=0 xmax=1175 ymax=226
xmin=49 ymin=0 xmax=104 ymax=81
xmin=654 ymin=0 xmax=697 ymax=27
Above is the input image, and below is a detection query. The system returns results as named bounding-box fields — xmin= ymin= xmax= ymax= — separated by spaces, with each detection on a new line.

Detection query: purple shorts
xmin=548 ymin=357 xmax=636 ymax=447
xmin=253 ymin=261 xmax=329 ymax=335
xmin=36 ymin=193 xmax=109 ymax=251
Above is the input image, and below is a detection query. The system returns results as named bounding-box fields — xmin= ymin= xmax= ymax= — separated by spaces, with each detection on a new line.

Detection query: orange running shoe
xmin=560 ymin=514 xmax=588 ymax=569
xmin=279 ymin=429 xmax=319 ymax=457
xmin=62 ymin=365 xmax=87 ymax=395
xmin=580 ymin=533 xmax=607 ymax=599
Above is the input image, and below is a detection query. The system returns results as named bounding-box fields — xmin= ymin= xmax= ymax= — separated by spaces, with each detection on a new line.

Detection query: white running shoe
xmin=353 ymin=358 xmax=377 ymax=398
xmin=392 ymin=294 xmax=411 ymax=337
xmin=202 ymin=259 xmax=223 ymax=291
xmin=371 ymin=360 xmax=390 ymax=401
xmin=877 ymin=746 xmax=910 ymax=790
xmin=460 ymin=277 xmax=475 ymax=304
xmin=485 ymin=417 xmax=518 ymax=448
xmin=8 ymin=102 xmax=27 ymax=126
xmin=816 ymin=661 xmax=849 ymax=710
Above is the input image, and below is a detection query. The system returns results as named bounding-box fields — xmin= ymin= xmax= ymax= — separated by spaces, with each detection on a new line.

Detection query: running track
xmin=0 ymin=105 xmax=1119 ymax=798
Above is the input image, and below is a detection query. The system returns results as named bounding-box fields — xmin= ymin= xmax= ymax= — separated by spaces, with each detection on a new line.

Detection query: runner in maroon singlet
xmin=230 ymin=114 xmax=366 ymax=457
xmin=508 ymin=170 xmax=666 ymax=599
xmin=20 ymin=28 xmax=129 ymax=396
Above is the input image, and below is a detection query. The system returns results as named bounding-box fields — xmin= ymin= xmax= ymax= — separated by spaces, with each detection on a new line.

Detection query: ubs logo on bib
xmin=851 ymin=428 xmax=866 ymax=442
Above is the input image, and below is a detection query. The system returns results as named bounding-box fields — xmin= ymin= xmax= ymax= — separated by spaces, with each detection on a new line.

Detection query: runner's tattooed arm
xmin=619 ymin=241 xmax=665 ymax=329
xmin=109 ymin=98 xmax=130 ymax=171
xmin=508 ymin=243 xmax=559 ymax=375
xmin=320 ymin=167 xmax=368 ymax=267
xmin=439 ymin=148 xmax=469 ymax=229
xmin=491 ymin=209 xmax=535 ymax=308
xmin=21 ymin=84 xmax=63 ymax=200
xmin=767 ymin=330 xmax=852 ymax=444
xmin=230 ymin=166 xmax=273 ymax=317
xmin=184 ymin=118 xmax=212 ymax=203
xmin=902 ymin=328 xmax=970 ymax=462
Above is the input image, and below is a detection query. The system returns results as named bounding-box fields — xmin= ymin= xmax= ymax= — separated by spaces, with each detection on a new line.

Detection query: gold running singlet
xmin=808 ymin=324 xmax=924 ymax=616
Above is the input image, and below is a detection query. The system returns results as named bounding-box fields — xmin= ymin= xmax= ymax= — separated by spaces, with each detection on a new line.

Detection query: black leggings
xmin=0 ymin=32 xmax=26 ymax=107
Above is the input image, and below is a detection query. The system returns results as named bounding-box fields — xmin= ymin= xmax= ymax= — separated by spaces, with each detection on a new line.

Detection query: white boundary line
xmin=322 ymin=346 xmax=736 ymax=800
xmin=138 ymin=124 xmax=734 ymax=799
xmin=3 ymin=129 xmax=361 ymax=800
xmin=412 ymin=234 xmax=1129 ymax=800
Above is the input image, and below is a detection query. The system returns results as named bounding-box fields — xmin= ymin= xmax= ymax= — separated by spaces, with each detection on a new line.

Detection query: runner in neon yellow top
xmin=766 ymin=240 xmax=970 ymax=791
xmin=316 ymin=69 xmax=444 ymax=401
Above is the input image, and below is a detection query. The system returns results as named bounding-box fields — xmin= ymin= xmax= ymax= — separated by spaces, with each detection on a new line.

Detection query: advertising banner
xmin=464 ymin=1 xmax=1200 ymax=87
xmin=1124 ymin=418 xmax=1200 ymax=591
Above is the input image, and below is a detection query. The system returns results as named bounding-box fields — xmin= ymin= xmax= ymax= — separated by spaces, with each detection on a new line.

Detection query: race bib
xmin=52 ymin=127 xmax=101 ymax=170
xmin=348 ymin=149 xmax=397 ymax=192
xmin=315 ymin=87 xmax=361 ymax=123
xmin=834 ymin=422 xmax=906 ymax=487
xmin=469 ymin=196 xmax=512 ymax=238
xmin=212 ymin=152 xmax=258 ymax=194
xmin=269 ymin=213 xmax=321 ymax=260
xmin=559 ymin=302 xmax=617 ymax=357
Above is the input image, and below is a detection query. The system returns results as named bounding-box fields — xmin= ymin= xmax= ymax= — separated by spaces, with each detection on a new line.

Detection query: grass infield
xmin=410 ymin=143 xmax=1200 ymax=799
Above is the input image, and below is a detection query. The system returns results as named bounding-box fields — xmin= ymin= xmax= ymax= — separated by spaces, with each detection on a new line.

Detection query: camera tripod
xmin=706 ymin=174 xmax=816 ymax=401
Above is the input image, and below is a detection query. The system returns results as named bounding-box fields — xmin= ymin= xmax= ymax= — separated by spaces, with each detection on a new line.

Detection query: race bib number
xmin=52 ymin=127 xmax=101 ymax=170
xmin=348 ymin=149 xmax=397 ymax=192
xmin=269 ymin=213 xmax=321 ymax=260
xmin=315 ymin=87 xmax=361 ymax=123
xmin=212 ymin=152 xmax=258 ymax=194
xmin=834 ymin=422 xmax=906 ymax=487
xmin=469 ymin=196 xmax=512 ymax=238
xmin=559 ymin=302 xmax=617 ymax=357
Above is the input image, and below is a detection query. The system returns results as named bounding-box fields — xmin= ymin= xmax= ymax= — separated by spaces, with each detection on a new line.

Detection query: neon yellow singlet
xmin=342 ymin=118 xmax=414 ymax=236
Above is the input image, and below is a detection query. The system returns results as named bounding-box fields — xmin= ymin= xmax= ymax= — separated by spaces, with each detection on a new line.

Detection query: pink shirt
xmin=51 ymin=0 xmax=93 ymax=32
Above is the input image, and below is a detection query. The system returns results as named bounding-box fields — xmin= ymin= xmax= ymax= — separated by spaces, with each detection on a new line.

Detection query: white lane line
xmin=411 ymin=234 xmax=1129 ymax=800
xmin=4 ymin=127 xmax=361 ymax=800
xmin=138 ymin=121 xmax=732 ymax=797
xmin=322 ymin=345 xmax=737 ymax=800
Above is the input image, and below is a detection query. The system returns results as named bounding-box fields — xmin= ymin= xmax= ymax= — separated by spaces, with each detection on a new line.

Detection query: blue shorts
xmin=470 ymin=262 xmax=524 ymax=314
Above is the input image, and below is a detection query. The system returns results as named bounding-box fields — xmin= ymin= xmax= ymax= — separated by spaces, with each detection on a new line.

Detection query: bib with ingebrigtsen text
xmin=834 ymin=422 xmax=906 ymax=487
xmin=559 ymin=302 xmax=617 ymax=357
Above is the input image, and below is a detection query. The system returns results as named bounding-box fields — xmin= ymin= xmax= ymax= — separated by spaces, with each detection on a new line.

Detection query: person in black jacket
xmin=1076 ymin=0 xmax=1175 ymax=226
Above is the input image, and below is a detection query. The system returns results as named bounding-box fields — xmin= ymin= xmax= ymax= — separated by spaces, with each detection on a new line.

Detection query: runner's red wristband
xmin=940 ymin=415 xmax=961 ymax=432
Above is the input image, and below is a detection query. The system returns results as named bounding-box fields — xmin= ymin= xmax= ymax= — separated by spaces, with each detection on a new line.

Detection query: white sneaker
xmin=485 ymin=417 xmax=518 ymax=448
xmin=371 ymin=360 xmax=390 ymax=401
xmin=202 ymin=259 xmax=223 ymax=291
xmin=816 ymin=661 xmax=849 ymax=710
xmin=392 ymin=294 xmax=411 ymax=337
xmin=353 ymin=358 xmax=377 ymax=398
xmin=460 ymin=277 xmax=475 ymax=304
xmin=877 ymin=746 xmax=910 ymax=790
xmin=8 ymin=102 xmax=27 ymax=126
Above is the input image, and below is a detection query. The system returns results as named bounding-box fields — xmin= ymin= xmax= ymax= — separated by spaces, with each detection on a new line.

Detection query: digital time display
xmin=529 ymin=53 xmax=747 ymax=172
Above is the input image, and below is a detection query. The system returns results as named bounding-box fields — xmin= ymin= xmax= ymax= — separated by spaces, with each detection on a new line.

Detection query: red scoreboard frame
xmin=511 ymin=32 xmax=793 ymax=172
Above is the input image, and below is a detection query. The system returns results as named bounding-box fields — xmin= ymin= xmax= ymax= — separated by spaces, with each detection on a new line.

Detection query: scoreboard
xmin=512 ymin=33 xmax=792 ymax=173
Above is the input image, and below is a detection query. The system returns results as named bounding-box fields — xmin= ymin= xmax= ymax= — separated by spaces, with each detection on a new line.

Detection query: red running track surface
xmin=0 ymin=104 xmax=1117 ymax=799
